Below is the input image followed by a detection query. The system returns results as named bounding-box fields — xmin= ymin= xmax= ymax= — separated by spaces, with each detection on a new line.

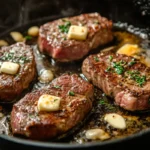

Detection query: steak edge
xmin=82 ymin=50 xmax=150 ymax=111
xmin=11 ymin=74 xmax=94 ymax=140
xmin=38 ymin=12 xmax=113 ymax=62
xmin=0 ymin=42 xmax=36 ymax=102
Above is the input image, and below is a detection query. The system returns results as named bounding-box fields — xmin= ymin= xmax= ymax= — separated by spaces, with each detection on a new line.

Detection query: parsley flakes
xmin=54 ymin=85 xmax=61 ymax=89
xmin=112 ymin=61 xmax=125 ymax=75
xmin=68 ymin=91 xmax=75 ymax=96
xmin=94 ymin=56 xmax=99 ymax=62
xmin=127 ymin=70 xmax=146 ymax=87
xmin=58 ymin=21 xmax=71 ymax=33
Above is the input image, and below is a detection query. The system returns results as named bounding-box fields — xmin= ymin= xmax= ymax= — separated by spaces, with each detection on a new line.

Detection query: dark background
xmin=0 ymin=0 xmax=150 ymax=35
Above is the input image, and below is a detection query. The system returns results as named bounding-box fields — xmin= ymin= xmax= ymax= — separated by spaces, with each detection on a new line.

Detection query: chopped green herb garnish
xmin=115 ymin=66 xmax=124 ymax=74
xmin=112 ymin=62 xmax=125 ymax=75
xmin=106 ymin=66 xmax=111 ymax=72
xmin=109 ymin=55 xmax=113 ymax=61
xmin=99 ymin=99 xmax=105 ymax=104
xmin=1 ymin=52 xmax=14 ymax=60
xmin=54 ymin=99 xmax=58 ymax=102
xmin=0 ymin=52 xmax=30 ymax=64
xmin=24 ymin=35 xmax=32 ymax=40
xmin=120 ymin=60 xmax=127 ymax=65
xmin=99 ymin=98 xmax=117 ymax=111
xmin=28 ymin=114 xmax=35 ymax=119
xmin=127 ymin=70 xmax=140 ymax=75
xmin=135 ymin=75 xmax=146 ymax=87
xmin=94 ymin=56 xmax=99 ymax=62
xmin=69 ymin=91 xmax=75 ymax=96
xmin=19 ymin=56 xmax=29 ymax=63
xmin=128 ymin=60 xmax=136 ymax=66
xmin=54 ymin=85 xmax=61 ymax=89
xmin=58 ymin=21 xmax=71 ymax=33
xmin=127 ymin=70 xmax=146 ymax=86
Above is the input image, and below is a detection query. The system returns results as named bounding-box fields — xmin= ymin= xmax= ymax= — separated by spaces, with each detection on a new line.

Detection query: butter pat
xmin=0 ymin=62 xmax=20 ymax=75
xmin=117 ymin=44 xmax=140 ymax=56
xmin=68 ymin=25 xmax=88 ymax=40
xmin=38 ymin=94 xmax=61 ymax=112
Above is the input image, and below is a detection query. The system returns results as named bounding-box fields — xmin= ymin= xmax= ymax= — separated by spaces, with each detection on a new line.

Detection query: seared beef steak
xmin=0 ymin=42 xmax=36 ymax=102
xmin=82 ymin=50 xmax=150 ymax=111
xmin=11 ymin=74 xmax=94 ymax=140
xmin=38 ymin=13 xmax=113 ymax=62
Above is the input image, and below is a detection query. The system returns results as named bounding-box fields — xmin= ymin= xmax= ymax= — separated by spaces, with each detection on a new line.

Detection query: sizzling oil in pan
xmin=0 ymin=22 xmax=150 ymax=143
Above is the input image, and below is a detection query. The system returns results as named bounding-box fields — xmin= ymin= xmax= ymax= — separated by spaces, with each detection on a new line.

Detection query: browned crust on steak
xmin=11 ymin=74 xmax=94 ymax=140
xmin=0 ymin=42 xmax=36 ymax=102
xmin=82 ymin=51 xmax=150 ymax=111
xmin=38 ymin=12 xmax=113 ymax=62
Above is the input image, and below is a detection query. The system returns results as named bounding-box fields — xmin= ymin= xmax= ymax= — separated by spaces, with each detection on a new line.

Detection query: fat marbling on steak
xmin=0 ymin=42 xmax=36 ymax=102
xmin=38 ymin=12 xmax=113 ymax=62
xmin=82 ymin=50 xmax=150 ymax=111
xmin=11 ymin=74 xmax=94 ymax=140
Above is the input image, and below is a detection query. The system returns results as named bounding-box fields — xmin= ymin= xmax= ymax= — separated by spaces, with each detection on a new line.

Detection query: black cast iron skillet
xmin=0 ymin=0 xmax=150 ymax=149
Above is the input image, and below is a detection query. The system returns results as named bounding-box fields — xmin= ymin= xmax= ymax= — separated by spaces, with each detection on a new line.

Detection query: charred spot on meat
xmin=38 ymin=12 xmax=113 ymax=62
xmin=11 ymin=74 xmax=94 ymax=140
xmin=0 ymin=42 xmax=36 ymax=102
xmin=82 ymin=50 xmax=150 ymax=111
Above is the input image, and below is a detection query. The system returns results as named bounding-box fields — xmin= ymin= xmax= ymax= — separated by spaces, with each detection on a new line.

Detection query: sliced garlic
xmin=117 ymin=44 xmax=140 ymax=56
xmin=10 ymin=32 xmax=24 ymax=42
xmin=0 ymin=40 xmax=8 ymax=46
xmin=85 ymin=129 xmax=110 ymax=140
xmin=28 ymin=26 xmax=39 ymax=37
xmin=68 ymin=25 xmax=88 ymax=40
xmin=0 ymin=62 xmax=20 ymax=75
xmin=37 ymin=94 xmax=61 ymax=112
xmin=104 ymin=113 xmax=126 ymax=129
xmin=39 ymin=69 xmax=54 ymax=83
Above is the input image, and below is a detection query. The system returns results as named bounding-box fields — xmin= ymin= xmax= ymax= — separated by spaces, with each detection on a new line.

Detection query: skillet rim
xmin=0 ymin=128 xmax=150 ymax=148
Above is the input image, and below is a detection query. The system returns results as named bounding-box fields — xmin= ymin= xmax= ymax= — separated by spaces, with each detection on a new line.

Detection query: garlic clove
xmin=0 ymin=40 xmax=8 ymax=46
xmin=104 ymin=113 xmax=126 ymax=129
xmin=28 ymin=26 xmax=39 ymax=37
xmin=38 ymin=69 xmax=54 ymax=83
xmin=85 ymin=128 xmax=110 ymax=140
xmin=10 ymin=32 xmax=24 ymax=42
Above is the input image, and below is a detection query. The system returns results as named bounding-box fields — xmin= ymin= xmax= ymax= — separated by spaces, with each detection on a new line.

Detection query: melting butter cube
xmin=38 ymin=94 xmax=61 ymax=112
xmin=117 ymin=44 xmax=140 ymax=56
xmin=68 ymin=25 xmax=88 ymax=40
xmin=0 ymin=62 xmax=20 ymax=75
